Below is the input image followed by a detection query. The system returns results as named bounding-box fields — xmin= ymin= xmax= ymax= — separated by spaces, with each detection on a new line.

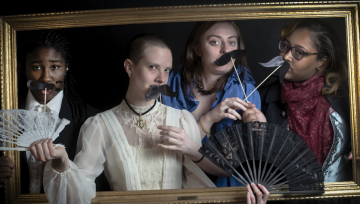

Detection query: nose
xmin=282 ymin=48 xmax=293 ymax=63
xmin=220 ymin=42 xmax=230 ymax=54
xmin=155 ymin=70 xmax=165 ymax=84
xmin=40 ymin=67 xmax=52 ymax=83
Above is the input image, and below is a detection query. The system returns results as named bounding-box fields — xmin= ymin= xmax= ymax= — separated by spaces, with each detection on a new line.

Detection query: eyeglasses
xmin=278 ymin=41 xmax=318 ymax=60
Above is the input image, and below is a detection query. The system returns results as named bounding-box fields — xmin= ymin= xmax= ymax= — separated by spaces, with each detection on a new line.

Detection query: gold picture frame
xmin=1 ymin=1 xmax=360 ymax=203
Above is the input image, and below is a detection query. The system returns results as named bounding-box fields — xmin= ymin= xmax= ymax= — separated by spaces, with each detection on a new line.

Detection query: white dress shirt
xmin=24 ymin=89 xmax=64 ymax=194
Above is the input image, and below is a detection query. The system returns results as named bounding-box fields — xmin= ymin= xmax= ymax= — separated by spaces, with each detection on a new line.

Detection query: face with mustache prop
xmin=214 ymin=49 xmax=246 ymax=66
xmin=145 ymin=85 xmax=178 ymax=100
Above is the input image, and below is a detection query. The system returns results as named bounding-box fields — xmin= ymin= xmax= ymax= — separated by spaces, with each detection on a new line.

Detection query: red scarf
xmin=281 ymin=74 xmax=333 ymax=166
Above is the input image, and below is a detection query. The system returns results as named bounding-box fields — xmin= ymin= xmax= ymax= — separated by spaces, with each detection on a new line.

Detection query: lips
xmin=41 ymin=89 xmax=52 ymax=95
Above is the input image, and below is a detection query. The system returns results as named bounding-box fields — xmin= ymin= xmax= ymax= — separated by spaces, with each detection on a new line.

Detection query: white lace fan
xmin=0 ymin=109 xmax=70 ymax=151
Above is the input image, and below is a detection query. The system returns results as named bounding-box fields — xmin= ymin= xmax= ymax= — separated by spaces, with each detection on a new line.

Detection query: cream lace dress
xmin=43 ymin=101 xmax=215 ymax=204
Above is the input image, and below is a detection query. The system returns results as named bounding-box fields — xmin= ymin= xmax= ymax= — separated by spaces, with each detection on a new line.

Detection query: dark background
xmin=3 ymin=0 xmax=346 ymax=111
xmin=15 ymin=18 xmax=346 ymax=111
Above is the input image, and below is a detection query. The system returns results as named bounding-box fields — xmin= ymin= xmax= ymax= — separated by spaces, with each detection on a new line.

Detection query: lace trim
xmin=116 ymin=100 xmax=165 ymax=148
xmin=131 ymin=146 xmax=164 ymax=190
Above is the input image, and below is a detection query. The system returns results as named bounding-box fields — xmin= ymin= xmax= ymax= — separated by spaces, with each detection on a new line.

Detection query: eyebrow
xmin=207 ymin=35 xmax=237 ymax=40
xmin=147 ymin=62 xmax=160 ymax=67
xmin=285 ymin=39 xmax=307 ymax=50
xmin=29 ymin=59 xmax=62 ymax=64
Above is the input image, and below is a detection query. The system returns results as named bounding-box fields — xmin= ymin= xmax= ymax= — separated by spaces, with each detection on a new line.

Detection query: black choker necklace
xmin=124 ymin=98 xmax=156 ymax=130
xmin=196 ymin=77 xmax=215 ymax=95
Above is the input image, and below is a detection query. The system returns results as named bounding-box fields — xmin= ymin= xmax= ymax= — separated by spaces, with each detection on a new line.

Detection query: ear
xmin=193 ymin=44 xmax=202 ymax=57
xmin=124 ymin=59 xmax=133 ymax=77
xmin=65 ymin=63 xmax=70 ymax=74
xmin=317 ymin=56 xmax=328 ymax=70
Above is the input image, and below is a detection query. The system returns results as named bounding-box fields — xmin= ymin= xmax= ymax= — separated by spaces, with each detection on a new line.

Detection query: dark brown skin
xmin=0 ymin=156 xmax=15 ymax=183
xmin=25 ymin=47 xmax=67 ymax=105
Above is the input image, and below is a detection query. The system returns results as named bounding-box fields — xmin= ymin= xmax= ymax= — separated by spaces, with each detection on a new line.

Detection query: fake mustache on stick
xmin=145 ymin=85 xmax=178 ymax=100
xmin=27 ymin=80 xmax=63 ymax=91
xmin=214 ymin=49 xmax=246 ymax=66
xmin=243 ymin=56 xmax=290 ymax=101
xmin=258 ymin=56 xmax=290 ymax=85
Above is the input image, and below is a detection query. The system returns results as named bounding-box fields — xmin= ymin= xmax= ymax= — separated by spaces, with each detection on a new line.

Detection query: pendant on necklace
xmin=137 ymin=114 xmax=146 ymax=129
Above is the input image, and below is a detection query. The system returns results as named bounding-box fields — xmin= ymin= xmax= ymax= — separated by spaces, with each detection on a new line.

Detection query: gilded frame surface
xmin=1 ymin=1 xmax=360 ymax=203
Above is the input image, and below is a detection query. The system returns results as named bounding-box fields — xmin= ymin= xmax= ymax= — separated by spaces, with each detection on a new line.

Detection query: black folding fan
xmin=199 ymin=122 xmax=324 ymax=194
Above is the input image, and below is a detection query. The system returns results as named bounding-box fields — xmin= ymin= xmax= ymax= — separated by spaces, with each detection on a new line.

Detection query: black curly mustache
xmin=27 ymin=80 xmax=63 ymax=91
xmin=214 ymin=49 xmax=246 ymax=66
xmin=145 ymin=85 xmax=178 ymax=100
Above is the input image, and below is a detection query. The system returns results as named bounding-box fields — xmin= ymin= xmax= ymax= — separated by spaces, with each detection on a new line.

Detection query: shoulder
xmin=326 ymin=80 xmax=350 ymax=127
xmin=81 ymin=108 xmax=115 ymax=130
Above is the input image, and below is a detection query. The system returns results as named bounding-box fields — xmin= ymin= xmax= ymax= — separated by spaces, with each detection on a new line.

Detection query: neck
xmin=200 ymin=72 xmax=221 ymax=90
xmin=125 ymin=87 xmax=155 ymax=107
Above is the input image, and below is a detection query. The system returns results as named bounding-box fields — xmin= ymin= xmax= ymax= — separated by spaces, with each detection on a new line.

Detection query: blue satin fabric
xmin=162 ymin=66 xmax=261 ymax=187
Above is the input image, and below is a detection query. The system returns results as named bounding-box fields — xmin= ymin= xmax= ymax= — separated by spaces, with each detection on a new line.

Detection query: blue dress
xmin=162 ymin=66 xmax=261 ymax=187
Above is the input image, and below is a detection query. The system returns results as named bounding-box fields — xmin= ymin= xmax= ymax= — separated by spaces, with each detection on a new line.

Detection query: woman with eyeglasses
xmin=259 ymin=19 xmax=352 ymax=182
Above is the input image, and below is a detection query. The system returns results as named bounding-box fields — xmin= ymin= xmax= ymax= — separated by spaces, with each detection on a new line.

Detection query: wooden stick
xmin=231 ymin=58 xmax=248 ymax=102
xmin=244 ymin=63 xmax=282 ymax=101
xmin=44 ymin=88 xmax=47 ymax=112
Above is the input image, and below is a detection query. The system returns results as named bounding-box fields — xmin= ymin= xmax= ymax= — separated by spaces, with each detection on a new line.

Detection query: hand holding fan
xmin=0 ymin=109 xmax=69 ymax=151
xmin=199 ymin=122 xmax=324 ymax=194
xmin=0 ymin=110 xmax=69 ymax=151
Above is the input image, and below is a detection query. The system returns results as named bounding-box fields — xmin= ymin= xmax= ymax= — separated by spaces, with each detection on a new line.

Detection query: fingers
xmin=251 ymin=183 xmax=263 ymax=203
xmin=257 ymin=184 xmax=270 ymax=203
xmin=247 ymin=101 xmax=256 ymax=108
xmin=0 ymin=167 xmax=14 ymax=179
xmin=29 ymin=139 xmax=42 ymax=160
xmin=232 ymin=97 xmax=249 ymax=108
xmin=0 ymin=156 xmax=15 ymax=169
xmin=43 ymin=139 xmax=55 ymax=161
xmin=160 ymin=135 xmax=183 ymax=146
xmin=0 ymin=156 xmax=15 ymax=180
xmin=224 ymin=97 xmax=248 ymax=111
xmin=246 ymin=183 xmax=270 ymax=204
xmin=247 ymin=185 xmax=256 ymax=204
xmin=158 ymin=125 xmax=188 ymax=140
xmin=158 ymin=143 xmax=178 ymax=151
xmin=29 ymin=139 xmax=56 ymax=162
xmin=348 ymin=152 xmax=353 ymax=160
xmin=243 ymin=109 xmax=257 ymax=123
xmin=224 ymin=108 xmax=242 ymax=120
xmin=247 ymin=190 xmax=252 ymax=204
xmin=158 ymin=125 xmax=182 ymax=134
